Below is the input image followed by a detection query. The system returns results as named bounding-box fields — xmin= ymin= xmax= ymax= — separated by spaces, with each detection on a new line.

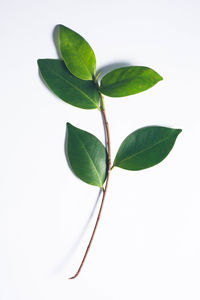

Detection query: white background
xmin=1 ymin=0 xmax=200 ymax=299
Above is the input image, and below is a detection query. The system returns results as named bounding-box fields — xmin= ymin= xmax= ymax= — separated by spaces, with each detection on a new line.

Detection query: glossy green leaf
xmin=67 ymin=123 xmax=108 ymax=187
xmin=58 ymin=25 xmax=96 ymax=80
xmin=100 ymin=66 xmax=163 ymax=97
xmin=113 ymin=126 xmax=181 ymax=170
xmin=37 ymin=59 xmax=100 ymax=110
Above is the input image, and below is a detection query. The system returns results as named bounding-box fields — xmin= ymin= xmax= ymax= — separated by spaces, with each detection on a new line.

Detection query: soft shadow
xmin=64 ymin=124 xmax=73 ymax=174
xmin=101 ymin=111 xmax=108 ymax=149
xmin=52 ymin=128 xmax=103 ymax=274
xmin=52 ymin=25 xmax=62 ymax=59
xmin=96 ymin=61 xmax=131 ymax=82
xmin=64 ymin=124 xmax=83 ymax=181
xmin=53 ymin=188 xmax=103 ymax=274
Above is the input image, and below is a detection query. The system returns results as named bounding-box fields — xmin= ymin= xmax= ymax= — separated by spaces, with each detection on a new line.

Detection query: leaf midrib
xmin=74 ymin=42 xmax=93 ymax=78
xmin=102 ymin=75 xmax=152 ymax=90
xmin=115 ymin=132 xmax=176 ymax=166
xmin=74 ymin=131 xmax=103 ymax=187
xmin=47 ymin=65 xmax=99 ymax=108
xmin=62 ymin=35 xmax=93 ymax=79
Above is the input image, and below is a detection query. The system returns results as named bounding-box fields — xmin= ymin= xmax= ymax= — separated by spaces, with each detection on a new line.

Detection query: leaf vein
xmin=117 ymin=133 xmax=176 ymax=166
xmin=74 ymin=132 xmax=103 ymax=187
xmin=49 ymin=65 xmax=99 ymax=108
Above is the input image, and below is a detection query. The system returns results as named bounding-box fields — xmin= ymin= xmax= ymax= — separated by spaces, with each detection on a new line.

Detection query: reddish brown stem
xmin=69 ymin=94 xmax=111 ymax=279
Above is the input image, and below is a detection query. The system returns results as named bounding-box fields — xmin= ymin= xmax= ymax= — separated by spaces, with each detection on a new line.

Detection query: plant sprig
xmin=38 ymin=24 xmax=182 ymax=279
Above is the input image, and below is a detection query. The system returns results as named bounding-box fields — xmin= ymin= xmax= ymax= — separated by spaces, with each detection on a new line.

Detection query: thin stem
xmin=69 ymin=91 xmax=112 ymax=280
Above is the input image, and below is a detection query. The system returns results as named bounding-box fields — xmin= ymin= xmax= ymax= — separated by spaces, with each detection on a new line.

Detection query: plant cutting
xmin=37 ymin=25 xmax=182 ymax=279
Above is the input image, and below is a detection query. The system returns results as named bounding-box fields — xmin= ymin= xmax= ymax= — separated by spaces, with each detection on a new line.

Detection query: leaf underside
xmin=114 ymin=126 xmax=181 ymax=170
xmin=67 ymin=123 xmax=108 ymax=187
xmin=100 ymin=66 xmax=163 ymax=97
xmin=37 ymin=59 xmax=100 ymax=109
xmin=58 ymin=24 xmax=96 ymax=80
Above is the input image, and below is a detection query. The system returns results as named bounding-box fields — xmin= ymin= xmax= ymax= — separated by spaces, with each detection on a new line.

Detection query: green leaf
xmin=100 ymin=66 xmax=163 ymax=97
xmin=113 ymin=126 xmax=181 ymax=170
xmin=58 ymin=25 xmax=96 ymax=80
xmin=37 ymin=59 xmax=100 ymax=110
xmin=67 ymin=123 xmax=108 ymax=187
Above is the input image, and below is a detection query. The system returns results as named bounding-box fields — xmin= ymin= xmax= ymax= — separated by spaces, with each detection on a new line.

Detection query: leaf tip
xmin=155 ymin=71 xmax=163 ymax=82
xmin=176 ymin=128 xmax=182 ymax=135
xmin=67 ymin=122 xmax=76 ymax=132
xmin=66 ymin=122 xmax=72 ymax=128
xmin=57 ymin=24 xmax=65 ymax=31
xmin=37 ymin=59 xmax=47 ymax=69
